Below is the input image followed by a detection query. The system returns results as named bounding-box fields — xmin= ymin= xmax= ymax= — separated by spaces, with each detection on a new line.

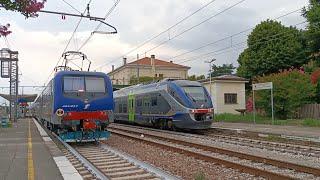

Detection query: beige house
xmin=108 ymin=55 xmax=190 ymax=85
xmin=200 ymin=75 xmax=248 ymax=114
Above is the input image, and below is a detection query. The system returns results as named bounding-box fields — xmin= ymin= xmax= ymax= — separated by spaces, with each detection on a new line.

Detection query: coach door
xmin=128 ymin=93 xmax=135 ymax=122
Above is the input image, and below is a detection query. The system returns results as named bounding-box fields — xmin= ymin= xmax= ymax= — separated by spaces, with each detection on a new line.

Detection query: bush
xmin=256 ymin=70 xmax=315 ymax=119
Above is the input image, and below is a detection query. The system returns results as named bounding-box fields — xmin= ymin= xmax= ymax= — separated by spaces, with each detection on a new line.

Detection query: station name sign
xmin=252 ymin=82 xmax=273 ymax=90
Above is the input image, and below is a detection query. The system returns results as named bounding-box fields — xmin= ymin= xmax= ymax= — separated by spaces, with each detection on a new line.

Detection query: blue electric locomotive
xmin=114 ymin=79 xmax=213 ymax=130
xmin=33 ymin=71 xmax=114 ymax=142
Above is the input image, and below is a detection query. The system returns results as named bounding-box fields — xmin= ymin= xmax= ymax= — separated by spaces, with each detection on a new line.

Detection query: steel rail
xmin=110 ymin=126 xmax=320 ymax=176
xmin=109 ymin=126 xmax=320 ymax=178
xmin=99 ymin=143 xmax=181 ymax=180
xmin=54 ymin=134 xmax=109 ymax=180
xmin=108 ymin=128 xmax=295 ymax=180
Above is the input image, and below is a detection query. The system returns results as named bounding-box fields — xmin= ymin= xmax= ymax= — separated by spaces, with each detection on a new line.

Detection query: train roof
xmin=114 ymin=79 xmax=203 ymax=97
xmin=54 ymin=71 xmax=108 ymax=77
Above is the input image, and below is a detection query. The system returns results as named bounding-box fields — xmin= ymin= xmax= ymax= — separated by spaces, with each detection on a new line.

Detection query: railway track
xmin=56 ymin=135 xmax=178 ymax=180
xmin=108 ymin=124 xmax=320 ymax=180
xmin=203 ymin=132 xmax=320 ymax=158
xmin=111 ymin=123 xmax=320 ymax=158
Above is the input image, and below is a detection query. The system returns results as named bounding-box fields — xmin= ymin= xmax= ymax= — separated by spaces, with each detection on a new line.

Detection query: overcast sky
xmin=0 ymin=0 xmax=309 ymax=99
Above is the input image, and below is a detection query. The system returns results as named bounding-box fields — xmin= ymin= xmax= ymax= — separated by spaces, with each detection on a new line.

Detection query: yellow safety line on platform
xmin=28 ymin=119 xmax=35 ymax=180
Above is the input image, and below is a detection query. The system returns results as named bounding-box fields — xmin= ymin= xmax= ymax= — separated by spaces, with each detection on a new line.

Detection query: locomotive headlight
xmin=56 ymin=109 xmax=64 ymax=117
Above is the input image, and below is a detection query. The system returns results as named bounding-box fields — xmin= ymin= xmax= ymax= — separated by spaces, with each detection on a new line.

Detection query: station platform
xmin=0 ymin=118 xmax=81 ymax=180
xmin=212 ymin=122 xmax=320 ymax=143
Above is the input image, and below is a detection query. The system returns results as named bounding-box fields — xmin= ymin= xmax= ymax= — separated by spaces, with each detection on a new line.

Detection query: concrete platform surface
xmin=212 ymin=122 xmax=320 ymax=141
xmin=0 ymin=119 xmax=63 ymax=180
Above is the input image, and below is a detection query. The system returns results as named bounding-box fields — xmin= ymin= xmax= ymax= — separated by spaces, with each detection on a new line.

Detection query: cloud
xmin=0 ymin=0 xmax=310 ymax=92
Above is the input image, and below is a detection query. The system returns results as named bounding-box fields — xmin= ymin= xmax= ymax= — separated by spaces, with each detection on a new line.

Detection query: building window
xmin=224 ymin=93 xmax=237 ymax=104
xmin=159 ymin=74 xmax=163 ymax=78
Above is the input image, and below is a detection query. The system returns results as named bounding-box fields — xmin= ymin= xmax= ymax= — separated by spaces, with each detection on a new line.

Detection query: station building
xmin=108 ymin=55 xmax=190 ymax=85
xmin=200 ymin=75 xmax=248 ymax=114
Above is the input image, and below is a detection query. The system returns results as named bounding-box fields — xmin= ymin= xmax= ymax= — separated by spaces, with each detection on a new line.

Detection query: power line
xmin=43 ymin=0 xmax=93 ymax=85
xmin=170 ymin=8 xmax=304 ymax=60
xmin=123 ymin=0 xmax=217 ymax=56
xmin=143 ymin=0 xmax=247 ymax=55
xmin=93 ymin=0 xmax=219 ymax=70
xmin=77 ymin=0 xmax=121 ymax=51
xmin=60 ymin=0 xmax=82 ymax=14
xmin=176 ymin=21 xmax=307 ymax=64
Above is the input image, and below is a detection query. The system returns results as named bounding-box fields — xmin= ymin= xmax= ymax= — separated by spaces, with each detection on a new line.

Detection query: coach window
xmin=123 ymin=103 xmax=127 ymax=113
xmin=137 ymin=99 xmax=142 ymax=107
xmin=151 ymin=96 xmax=157 ymax=106
xmin=224 ymin=93 xmax=237 ymax=104
xmin=118 ymin=104 xmax=122 ymax=113
xmin=144 ymin=97 xmax=150 ymax=107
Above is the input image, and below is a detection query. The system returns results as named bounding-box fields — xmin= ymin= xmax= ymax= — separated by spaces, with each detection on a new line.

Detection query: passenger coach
xmin=33 ymin=71 xmax=114 ymax=142
xmin=113 ymin=79 xmax=214 ymax=130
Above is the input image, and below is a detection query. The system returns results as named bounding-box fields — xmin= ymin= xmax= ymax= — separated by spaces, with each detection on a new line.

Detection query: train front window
xmin=64 ymin=76 xmax=85 ymax=92
xmin=182 ymin=86 xmax=206 ymax=101
xmin=85 ymin=77 xmax=105 ymax=93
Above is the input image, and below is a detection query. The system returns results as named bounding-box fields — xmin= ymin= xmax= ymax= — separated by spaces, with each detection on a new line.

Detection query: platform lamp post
xmin=204 ymin=58 xmax=216 ymax=96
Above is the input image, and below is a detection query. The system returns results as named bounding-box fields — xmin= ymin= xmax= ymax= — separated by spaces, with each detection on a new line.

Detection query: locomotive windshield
xmin=63 ymin=76 xmax=105 ymax=93
xmin=85 ymin=77 xmax=105 ymax=93
xmin=64 ymin=76 xmax=85 ymax=92
xmin=182 ymin=86 xmax=206 ymax=101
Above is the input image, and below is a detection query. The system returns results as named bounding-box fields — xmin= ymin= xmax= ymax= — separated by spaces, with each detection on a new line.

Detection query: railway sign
xmin=252 ymin=82 xmax=274 ymax=125
xmin=252 ymin=82 xmax=273 ymax=90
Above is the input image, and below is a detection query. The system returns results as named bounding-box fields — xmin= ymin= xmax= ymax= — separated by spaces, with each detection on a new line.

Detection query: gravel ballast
xmin=104 ymin=134 xmax=261 ymax=180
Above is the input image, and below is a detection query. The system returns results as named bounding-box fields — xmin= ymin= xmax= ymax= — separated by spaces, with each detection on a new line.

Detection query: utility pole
xmin=137 ymin=54 xmax=140 ymax=84
xmin=204 ymin=58 xmax=216 ymax=96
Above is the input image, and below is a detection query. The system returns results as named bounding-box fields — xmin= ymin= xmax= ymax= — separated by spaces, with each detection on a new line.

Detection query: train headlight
xmin=56 ymin=109 xmax=64 ymax=117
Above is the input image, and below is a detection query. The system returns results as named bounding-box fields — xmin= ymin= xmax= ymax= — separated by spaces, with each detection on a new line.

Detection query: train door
xmin=128 ymin=93 xmax=135 ymax=122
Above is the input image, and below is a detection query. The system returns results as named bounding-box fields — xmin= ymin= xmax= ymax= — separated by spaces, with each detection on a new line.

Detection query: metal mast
xmin=0 ymin=48 xmax=19 ymax=122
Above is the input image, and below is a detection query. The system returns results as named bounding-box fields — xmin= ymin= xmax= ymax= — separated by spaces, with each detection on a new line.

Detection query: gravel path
xmin=104 ymin=134 xmax=262 ymax=180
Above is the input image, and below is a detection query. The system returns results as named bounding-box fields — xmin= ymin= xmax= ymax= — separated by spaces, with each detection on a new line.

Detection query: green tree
xmin=256 ymin=70 xmax=315 ymax=119
xmin=211 ymin=64 xmax=235 ymax=77
xmin=188 ymin=74 xmax=205 ymax=81
xmin=303 ymin=0 xmax=320 ymax=63
xmin=237 ymin=20 xmax=308 ymax=79
xmin=130 ymin=76 xmax=161 ymax=85
xmin=0 ymin=0 xmax=46 ymax=18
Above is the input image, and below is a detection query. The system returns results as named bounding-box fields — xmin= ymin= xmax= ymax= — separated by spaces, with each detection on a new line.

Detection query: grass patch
xmin=214 ymin=113 xmax=320 ymax=127
xmin=194 ymin=171 xmax=206 ymax=180
xmin=302 ymin=119 xmax=320 ymax=127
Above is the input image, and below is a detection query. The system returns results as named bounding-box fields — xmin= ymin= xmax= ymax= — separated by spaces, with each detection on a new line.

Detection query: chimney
xmin=150 ymin=55 xmax=155 ymax=67
xmin=151 ymin=55 xmax=156 ymax=78
xmin=112 ymin=65 xmax=115 ymax=71
xmin=123 ymin=57 xmax=127 ymax=65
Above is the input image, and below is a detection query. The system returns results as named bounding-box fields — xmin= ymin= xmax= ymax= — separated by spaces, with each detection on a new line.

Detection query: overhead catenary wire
xmin=77 ymin=0 xmax=121 ymax=51
xmin=94 ymin=0 xmax=247 ymax=71
xmin=142 ymin=0 xmax=247 ymax=55
xmin=60 ymin=0 xmax=82 ymax=14
xmin=92 ymin=0 xmax=220 ymax=71
xmin=169 ymin=7 xmax=304 ymax=60
xmin=96 ymin=6 xmax=305 ymax=72
xmin=176 ymin=20 xmax=307 ymax=64
xmin=43 ymin=0 xmax=93 ymax=85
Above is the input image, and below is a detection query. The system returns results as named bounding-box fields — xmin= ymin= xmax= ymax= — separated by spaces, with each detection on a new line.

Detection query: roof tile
xmin=128 ymin=57 xmax=190 ymax=69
